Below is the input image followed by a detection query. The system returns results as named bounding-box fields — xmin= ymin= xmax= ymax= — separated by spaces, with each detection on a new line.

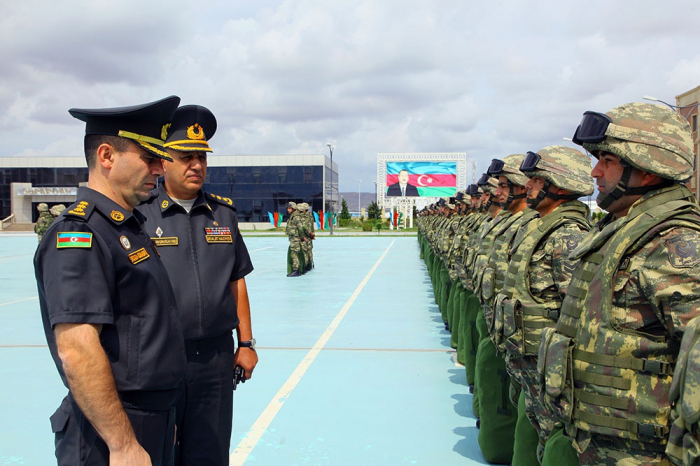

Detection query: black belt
xmin=68 ymin=387 xmax=182 ymax=411
xmin=184 ymin=332 xmax=233 ymax=356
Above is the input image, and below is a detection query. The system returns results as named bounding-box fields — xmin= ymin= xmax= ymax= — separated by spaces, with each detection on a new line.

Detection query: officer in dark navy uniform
xmin=34 ymin=96 xmax=188 ymax=465
xmin=137 ymin=105 xmax=256 ymax=465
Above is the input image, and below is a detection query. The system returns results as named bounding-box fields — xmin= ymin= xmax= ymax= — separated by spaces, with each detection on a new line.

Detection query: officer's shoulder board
xmin=64 ymin=199 xmax=95 ymax=221
xmin=206 ymin=192 xmax=237 ymax=211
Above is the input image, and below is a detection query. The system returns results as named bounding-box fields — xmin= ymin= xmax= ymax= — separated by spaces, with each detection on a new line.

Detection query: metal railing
xmin=0 ymin=214 xmax=15 ymax=231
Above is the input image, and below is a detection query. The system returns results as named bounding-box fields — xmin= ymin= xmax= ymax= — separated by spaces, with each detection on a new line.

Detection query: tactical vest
xmin=666 ymin=316 xmax=700 ymax=465
xmin=494 ymin=201 xmax=590 ymax=355
xmin=470 ymin=212 xmax=510 ymax=293
xmin=481 ymin=209 xmax=539 ymax=332
xmin=540 ymin=185 xmax=700 ymax=447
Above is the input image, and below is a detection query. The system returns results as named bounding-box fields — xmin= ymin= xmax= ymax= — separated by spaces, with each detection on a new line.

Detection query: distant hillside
xmin=338 ymin=192 xmax=376 ymax=212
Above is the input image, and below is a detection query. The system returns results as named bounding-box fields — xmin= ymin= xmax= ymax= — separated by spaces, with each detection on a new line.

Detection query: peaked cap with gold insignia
xmin=164 ymin=105 xmax=217 ymax=153
xmin=69 ymin=95 xmax=180 ymax=162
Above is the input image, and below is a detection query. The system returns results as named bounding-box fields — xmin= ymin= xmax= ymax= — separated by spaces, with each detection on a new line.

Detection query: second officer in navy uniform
xmin=34 ymin=96 xmax=187 ymax=465
xmin=137 ymin=105 xmax=257 ymax=465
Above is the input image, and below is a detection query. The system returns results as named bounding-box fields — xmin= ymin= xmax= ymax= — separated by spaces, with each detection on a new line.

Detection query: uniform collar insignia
xmin=156 ymin=227 xmax=163 ymax=238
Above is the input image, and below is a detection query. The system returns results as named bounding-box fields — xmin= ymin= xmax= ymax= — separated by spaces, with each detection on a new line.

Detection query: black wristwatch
xmin=239 ymin=338 xmax=256 ymax=350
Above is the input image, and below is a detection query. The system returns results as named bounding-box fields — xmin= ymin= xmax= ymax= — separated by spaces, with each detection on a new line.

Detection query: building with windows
xmin=0 ymin=154 xmax=338 ymax=225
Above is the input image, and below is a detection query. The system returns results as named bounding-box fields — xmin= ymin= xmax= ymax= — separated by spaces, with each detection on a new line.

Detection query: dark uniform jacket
xmin=34 ymin=187 xmax=187 ymax=407
xmin=137 ymin=185 xmax=254 ymax=342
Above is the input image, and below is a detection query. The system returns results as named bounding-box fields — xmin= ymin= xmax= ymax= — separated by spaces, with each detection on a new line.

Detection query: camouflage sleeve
xmin=545 ymin=224 xmax=588 ymax=297
xmin=619 ymin=226 xmax=700 ymax=339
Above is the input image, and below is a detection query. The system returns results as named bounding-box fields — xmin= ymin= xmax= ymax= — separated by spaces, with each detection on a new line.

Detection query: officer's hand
xmin=234 ymin=347 xmax=259 ymax=380
xmin=110 ymin=441 xmax=152 ymax=466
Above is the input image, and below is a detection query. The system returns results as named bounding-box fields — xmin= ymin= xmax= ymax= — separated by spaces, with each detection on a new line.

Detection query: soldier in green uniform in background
xmin=34 ymin=203 xmax=54 ymax=243
xmin=285 ymin=202 xmax=306 ymax=277
xmin=540 ymin=102 xmax=700 ymax=465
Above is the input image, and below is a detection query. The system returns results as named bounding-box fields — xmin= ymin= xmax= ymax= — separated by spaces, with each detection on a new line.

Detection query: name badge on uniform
xmin=205 ymin=227 xmax=232 ymax=243
xmin=152 ymin=226 xmax=178 ymax=246
xmin=152 ymin=237 xmax=179 ymax=246
xmin=128 ymin=247 xmax=150 ymax=265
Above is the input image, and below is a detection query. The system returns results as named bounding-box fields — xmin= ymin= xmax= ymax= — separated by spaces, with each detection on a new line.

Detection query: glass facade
xmin=0 ymin=167 xmax=88 ymax=221
xmin=204 ymin=165 xmax=324 ymax=222
xmin=1 ymin=164 xmax=331 ymax=223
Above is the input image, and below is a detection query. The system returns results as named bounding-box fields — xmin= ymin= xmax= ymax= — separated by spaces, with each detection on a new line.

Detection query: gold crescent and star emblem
xmin=111 ymin=210 xmax=125 ymax=222
xmin=187 ymin=124 xmax=205 ymax=140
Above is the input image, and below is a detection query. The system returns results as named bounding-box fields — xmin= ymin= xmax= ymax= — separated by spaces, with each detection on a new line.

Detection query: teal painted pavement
xmin=0 ymin=234 xmax=486 ymax=465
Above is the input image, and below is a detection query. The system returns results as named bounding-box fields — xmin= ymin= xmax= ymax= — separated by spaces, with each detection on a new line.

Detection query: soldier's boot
xmin=287 ymin=270 xmax=302 ymax=277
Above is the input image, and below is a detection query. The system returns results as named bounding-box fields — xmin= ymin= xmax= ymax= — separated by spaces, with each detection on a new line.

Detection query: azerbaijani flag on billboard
xmin=386 ymin=161 xmax=457 ymax=197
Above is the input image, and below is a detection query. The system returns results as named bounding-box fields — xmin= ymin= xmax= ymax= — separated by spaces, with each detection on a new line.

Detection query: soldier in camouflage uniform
xmin=34 ymin=203 xmax=54 ymax=243
xmin=298 ymin=203 xmax=315 ymax=272
xmin=667 ymin=316 xmax=700 ymax=466
xmin=492 ymin=146 xmax=593 ymax=466
xmin=475 ymin=154 xmax=540 ymax=464
xmin=462 ymin=175 xmax=502 ymax=392
xmin=285 ymin=202 xmax=306 ymax=277
xmin=539 ymin=102 xmax=700 ymax=465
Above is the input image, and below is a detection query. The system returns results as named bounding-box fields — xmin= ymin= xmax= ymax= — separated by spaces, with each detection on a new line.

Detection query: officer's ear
xmin=96 ymin=143 xmax=116 ymax=170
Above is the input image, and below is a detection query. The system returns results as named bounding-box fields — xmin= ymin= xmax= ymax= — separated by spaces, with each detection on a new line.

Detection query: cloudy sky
xmin=2 ymin=0 xmax=700 ymax=191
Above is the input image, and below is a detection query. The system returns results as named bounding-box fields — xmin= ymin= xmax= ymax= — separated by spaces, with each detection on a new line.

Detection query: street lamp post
xmin=643 ymin=95 xmax=700 ymax=119
xmin=357 ymin=179 xmax=362 ymax=215
xmin=326 ymin=143 xmax=334 ymax=235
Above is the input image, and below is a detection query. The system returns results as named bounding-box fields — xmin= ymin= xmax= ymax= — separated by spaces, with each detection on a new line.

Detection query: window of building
xmin=692 ymin=114 xmax=697 ymax=133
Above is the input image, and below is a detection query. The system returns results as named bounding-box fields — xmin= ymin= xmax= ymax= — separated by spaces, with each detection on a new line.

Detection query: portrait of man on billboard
xmin=386 ymin=169 xmax=420 ymax=197
xmin=385 ymin=161 xmax=457 ymax=198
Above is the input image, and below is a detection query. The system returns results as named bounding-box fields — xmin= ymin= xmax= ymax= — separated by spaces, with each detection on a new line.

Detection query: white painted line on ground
xmin=230 ymin=240 xmax=396 ymax=466
xmin=249 ymin=247 xmax=274 ymax=253
xmin=247 ymin=266 xmax=277 ymax=277
xmin=0 ymin=297 xmax=38 ymax=307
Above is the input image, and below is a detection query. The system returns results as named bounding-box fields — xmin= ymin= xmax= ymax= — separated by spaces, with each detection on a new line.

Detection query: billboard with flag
xmin=385 ymin=161 xmax=457 ymax=197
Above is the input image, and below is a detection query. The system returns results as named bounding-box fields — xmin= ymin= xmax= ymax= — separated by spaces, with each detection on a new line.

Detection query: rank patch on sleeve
xmin=128 ymin=247 xmax=150 ymax=265
xmin=205 ymin=227 xmax=232 ymax=243
xmin=56 ymin=232 xmax=93 ymax=249
xmin=667 ymin=234 xmax=700 ymax=268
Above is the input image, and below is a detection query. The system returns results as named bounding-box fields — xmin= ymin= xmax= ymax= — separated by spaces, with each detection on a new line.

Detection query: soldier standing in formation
xmin=419 ymin=101 xmax=700 ymax=465
xmin=297 ymin=202 xmax=315 ymax=272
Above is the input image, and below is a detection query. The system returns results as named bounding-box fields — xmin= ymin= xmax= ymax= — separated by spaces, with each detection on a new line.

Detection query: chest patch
xmin=205 ymin=227 xmax=232 ymax=243
xmin=128 ymin=247 xmax=150 ymax=265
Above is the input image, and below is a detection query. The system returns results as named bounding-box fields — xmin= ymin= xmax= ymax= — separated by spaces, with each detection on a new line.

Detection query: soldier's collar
xmin=157 ymin=184 xmax=208 ymax=212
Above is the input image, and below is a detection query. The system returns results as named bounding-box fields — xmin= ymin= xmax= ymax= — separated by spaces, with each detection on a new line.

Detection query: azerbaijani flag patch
xmin=56 ymin=232 xmax=93 ymax=249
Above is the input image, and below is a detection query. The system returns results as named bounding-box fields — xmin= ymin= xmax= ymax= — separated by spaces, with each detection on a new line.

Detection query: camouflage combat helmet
xmin=477 ymin=173 xmax=498 ymax=193
xmin=487 ymin=154 xmax=528 ymax=208
xmin=297 ymin=202 xmax=309 ymax=212
xmin=574 ymin=102 xmax=693 ymax=181
xmin=286 ymin=201 xmax=297 ymax=210
xmin=492 ymin=154 xmax=530 ymax=187
xmin=572 ymin=102 xmax=693 ymax=209
xmin=519 ymin=145 xmax=594 ymax=209
xmin=49 ymin=204 xmax=66 ymax=216
xmin=37 ymin=203 xmax=49 ymax=212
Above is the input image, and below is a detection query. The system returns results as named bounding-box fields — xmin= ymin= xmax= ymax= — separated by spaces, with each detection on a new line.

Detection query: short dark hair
xmin=399 ymin=169 xmax=409 ymax=175
xmin=84 ymin=135 xmax=131 ymax=169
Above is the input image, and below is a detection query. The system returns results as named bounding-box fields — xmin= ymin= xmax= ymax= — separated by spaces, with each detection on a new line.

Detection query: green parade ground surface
xmin=0 ymin=232 xmax=485 ymax=465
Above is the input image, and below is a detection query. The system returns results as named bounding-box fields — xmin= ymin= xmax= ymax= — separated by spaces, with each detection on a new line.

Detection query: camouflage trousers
xmin=575 ymin=434 xmax=672 ymax=466
xmin=289 ymin=237 xmax=302 ymax=270
xmin=505 ymin=353 xmax=556 ymax=445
